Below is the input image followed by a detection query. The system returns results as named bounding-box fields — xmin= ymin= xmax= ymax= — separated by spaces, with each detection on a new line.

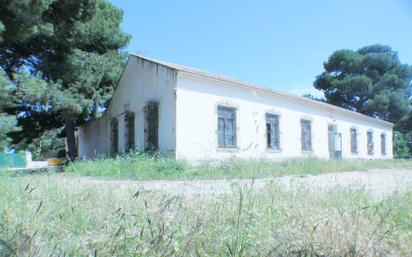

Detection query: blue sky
xmin=111 ymin=0 xmax=412 ymax=97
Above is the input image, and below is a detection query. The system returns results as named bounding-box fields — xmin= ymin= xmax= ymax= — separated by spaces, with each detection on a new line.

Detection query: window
xmin=144 ymin=101 xmax=159 ymax=151
xmin=266 ymin=114 xmax=280 ymax=150
xmin=381 ymin=133 xmax=386 ymax=155
xmin=301 ymin=119 xmax=312 ymax=151
xmin=217 ymin=106 xmax=236 ymax=148
xmin=367 ymin=131 xmax=374 ymax=155
xmin=350 ymin=128 xmax=358 ymax=154
xmin=124 ymin=112 xmax=135 ymax=152
xmin=110 ymin=119 xmax=118 ymax=154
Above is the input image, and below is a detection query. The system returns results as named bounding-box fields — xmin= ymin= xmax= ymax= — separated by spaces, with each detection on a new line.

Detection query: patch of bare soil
xmin=56 ymin=169 xmax=412 ymax=199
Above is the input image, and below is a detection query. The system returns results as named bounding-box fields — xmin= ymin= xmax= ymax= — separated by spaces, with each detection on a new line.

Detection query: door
xmin=328 ymin=124 xmax=342 ymax=159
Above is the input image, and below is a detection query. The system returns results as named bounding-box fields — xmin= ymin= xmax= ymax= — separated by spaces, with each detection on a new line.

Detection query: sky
xmin=110 ymin=0 xmax=412 ymax=97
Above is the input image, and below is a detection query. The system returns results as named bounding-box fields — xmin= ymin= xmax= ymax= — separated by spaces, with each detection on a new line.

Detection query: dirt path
xmin=59 ymin=169 xmax=412 ymax=198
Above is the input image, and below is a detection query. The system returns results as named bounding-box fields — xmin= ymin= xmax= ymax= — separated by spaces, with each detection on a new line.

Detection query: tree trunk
xmin=65 ymin=119 xmax=78 ymax=161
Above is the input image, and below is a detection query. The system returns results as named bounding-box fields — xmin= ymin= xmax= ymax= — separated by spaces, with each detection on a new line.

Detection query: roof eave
xmin=131 ymin=53 xmax=394 ymax=128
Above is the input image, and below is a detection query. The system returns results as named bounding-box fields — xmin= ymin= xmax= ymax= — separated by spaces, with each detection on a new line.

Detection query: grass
xmin=0 ymin=172 xmax=411 ymax=256
xmin=64 ymin=152 xmax=412 ymax=180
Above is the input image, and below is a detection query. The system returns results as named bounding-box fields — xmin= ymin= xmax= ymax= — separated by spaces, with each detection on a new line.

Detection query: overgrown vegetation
xmin=65 ymin=153 xmax=412 ymax=180
xmin=0 ymin=173 xmax=411 ymax=256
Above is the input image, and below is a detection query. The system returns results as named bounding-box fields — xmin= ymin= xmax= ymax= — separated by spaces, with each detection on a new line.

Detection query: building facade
xmin=77 ymin=54 xmax=393 ymax=162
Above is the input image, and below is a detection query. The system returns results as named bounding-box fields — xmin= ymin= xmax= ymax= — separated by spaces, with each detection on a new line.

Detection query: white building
xmin=77 ymin=54 xmax=393 ymax=162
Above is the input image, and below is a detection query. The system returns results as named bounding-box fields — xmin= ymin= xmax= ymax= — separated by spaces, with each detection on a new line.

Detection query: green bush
xmin=393 ymin=131 xmax=410 ymax=158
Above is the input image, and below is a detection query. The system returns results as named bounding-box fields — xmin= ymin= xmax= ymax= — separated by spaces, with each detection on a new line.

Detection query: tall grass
xmin=0 ymin=173 xmax=411 ymax=256
xmin=65 ymin=153 xmax=412 ymax=180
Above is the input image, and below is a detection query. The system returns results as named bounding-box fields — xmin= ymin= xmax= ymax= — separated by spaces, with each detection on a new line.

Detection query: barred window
xmin=110 ymin=119 xmax=118 ymax=154
xmin=266 ymin=114 xmax=280 ymax=150
xmin=301 ymin=119 xmax=312 ymax=151
xmin=145 ymin=101 xmax=159 ymax=151
xmin=367 ymin=131 xmax=374 ymax=155
xmin=217 ymin=106 xmax=236 ymax=148
xmin=124 ymin=112 xmax=135 ymax=152
xmin=350 ymin=128 xmax=358 ymax=154
xmin=381 ymin=133 xmax=386 ymax=155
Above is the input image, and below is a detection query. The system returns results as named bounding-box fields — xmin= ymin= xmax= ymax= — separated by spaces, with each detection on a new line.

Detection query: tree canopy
xmin=0 ymin=68 xmax=18 ymax=149
xmin=314 ymin=44 xmax=412 ymax=156
xmin=0 ymin=0 xmax=130 ymax=159
xmin=314 ymin=44 xmax=412 ymax=126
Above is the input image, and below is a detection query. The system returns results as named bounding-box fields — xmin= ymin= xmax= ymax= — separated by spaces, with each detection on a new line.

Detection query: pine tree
xmin=0 ymin=0 xmax=130 ymax=159
xmin=314 ymin=45 xmax=412 ymax=157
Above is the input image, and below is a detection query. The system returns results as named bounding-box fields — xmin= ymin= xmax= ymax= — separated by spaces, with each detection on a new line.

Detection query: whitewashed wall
xmin=78 ymin=56 xmax=177 ymax=158
xmin=107 ymin=56 xmax=177 ymax=154
xmin=78 ymin=55 xmax=393 ymax=162
xmin=175 ymin=72 xmax=393 ymax=163
xmin=77 ymin=113 xmax=110 ymax=158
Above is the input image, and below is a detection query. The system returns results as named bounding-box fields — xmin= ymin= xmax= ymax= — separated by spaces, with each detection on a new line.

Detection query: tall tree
xmin=313 ymin=45 xmax=412 ymax=156
xmin=0 ymin=0 xmax=130 ymax=160
xmin=314 ymin=44 xmax=412 ymax=126
xmin=0 ymin=68 xmax=18 ymax=149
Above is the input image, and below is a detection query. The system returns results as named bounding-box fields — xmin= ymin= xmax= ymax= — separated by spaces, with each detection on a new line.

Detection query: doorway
xmin=144 ymin=101 xmax=159 ymax=152
xmin=328 ymin=124 xmax=342 ymax=159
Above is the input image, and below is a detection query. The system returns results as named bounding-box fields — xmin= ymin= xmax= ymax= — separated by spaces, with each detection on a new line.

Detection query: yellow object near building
xmin=48 ymin=158 xmax=64 ymax=166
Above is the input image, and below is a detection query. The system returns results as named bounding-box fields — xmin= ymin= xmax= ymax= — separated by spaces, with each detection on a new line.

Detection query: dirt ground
xmin=58 ymin=168 xmax=412 ymax=199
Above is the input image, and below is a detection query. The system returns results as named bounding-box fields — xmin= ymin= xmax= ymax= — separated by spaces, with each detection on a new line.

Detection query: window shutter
xmin=218 ymin=117 xmax=225 ymax=147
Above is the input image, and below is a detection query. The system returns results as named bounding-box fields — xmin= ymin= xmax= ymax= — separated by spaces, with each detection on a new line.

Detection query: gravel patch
xmin=59 ymin=169 xmax=412 ymax=198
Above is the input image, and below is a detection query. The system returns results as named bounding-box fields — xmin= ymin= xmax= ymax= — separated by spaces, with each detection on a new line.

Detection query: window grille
xmin=144 ymin=101 xmax=159 ymax=151
xmin=301 ymin=119 xmax=312 ymax=151
xmin=110 ymin=119 xmax=118 ymax=154
xmin=266 ymin=114 xmax=280 ymax=150
xmin=217 ymin=106 xmax=236 ymax=148
xmin=124 ymin=112 xmax=135 ymax=152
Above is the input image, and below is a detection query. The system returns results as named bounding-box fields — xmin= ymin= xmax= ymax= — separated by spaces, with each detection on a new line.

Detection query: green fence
xmin=0 ymin=152 xmax=27 ymax=169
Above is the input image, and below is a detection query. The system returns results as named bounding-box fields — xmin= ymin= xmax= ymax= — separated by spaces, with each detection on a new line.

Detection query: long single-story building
xmin=77 ymin=54 xmax=393 ymax=162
